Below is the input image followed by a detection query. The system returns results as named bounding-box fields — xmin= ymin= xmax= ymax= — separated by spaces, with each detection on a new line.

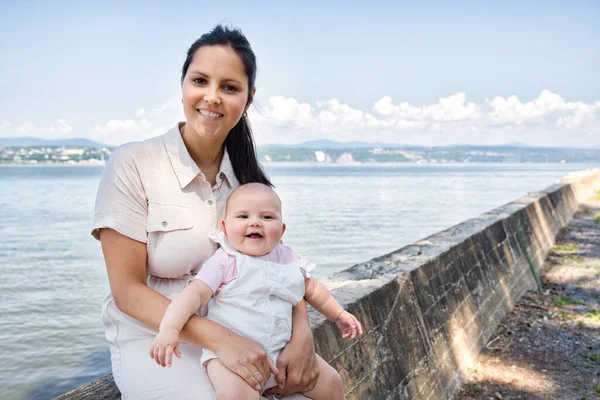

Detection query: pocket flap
xmin=147 ymin=203 xmax=193 ymax=232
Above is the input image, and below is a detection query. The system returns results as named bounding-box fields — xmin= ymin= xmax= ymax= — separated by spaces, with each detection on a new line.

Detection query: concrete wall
xmin=58 ymin=170 xmax=600 ymax=400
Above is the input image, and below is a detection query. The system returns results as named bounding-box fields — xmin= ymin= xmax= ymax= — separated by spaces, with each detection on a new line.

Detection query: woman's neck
xmin=180 ymin=123 xmax=225 ymax=173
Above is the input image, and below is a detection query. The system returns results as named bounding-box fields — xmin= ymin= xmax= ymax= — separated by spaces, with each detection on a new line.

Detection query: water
xmin=0 ymin=162 xmax=597 ymax=399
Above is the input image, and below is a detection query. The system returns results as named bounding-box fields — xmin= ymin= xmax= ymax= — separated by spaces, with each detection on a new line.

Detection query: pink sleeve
xmin=274 ymin=245 xmax=299 ymax=264
xmin=194 ymin=249 xmax=237 ymax=295
xmin=274 ymin=245 xmax=315 ymax=279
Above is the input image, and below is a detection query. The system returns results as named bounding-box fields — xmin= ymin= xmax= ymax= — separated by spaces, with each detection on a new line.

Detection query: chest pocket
xmin=147 ymin=202 xmax=193 ymax=232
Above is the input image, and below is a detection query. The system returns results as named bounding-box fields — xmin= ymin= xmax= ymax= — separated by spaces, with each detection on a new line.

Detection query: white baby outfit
xmin=196 ymin=232 xmax=314 ymax=389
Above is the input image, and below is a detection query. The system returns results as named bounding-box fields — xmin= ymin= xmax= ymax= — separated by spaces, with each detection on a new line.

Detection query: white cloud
xmin=0 ymin=120 xmax=11 ymax=132
xmin=48 ymin=118 xmax=73 ymax=134
xmin=16 ymin=123 xmax=37 ymax=134
xmin=250 ymin=90 xmax=600 ymax=146
xmin=92 ymin=97 xmax=184 ymax=145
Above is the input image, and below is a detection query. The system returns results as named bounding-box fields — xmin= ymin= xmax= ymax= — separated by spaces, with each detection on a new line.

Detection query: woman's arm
xmin=100 ymin=228 xmax=274 ymax=390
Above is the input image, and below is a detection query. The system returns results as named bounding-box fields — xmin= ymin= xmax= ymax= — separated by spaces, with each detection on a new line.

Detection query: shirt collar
xmin=164 ymin=123 xmax=237 ymax=189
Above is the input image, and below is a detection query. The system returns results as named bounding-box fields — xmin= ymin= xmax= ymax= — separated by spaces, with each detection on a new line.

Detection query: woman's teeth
xmin=198 ymin=109 xmax=223 ymax=118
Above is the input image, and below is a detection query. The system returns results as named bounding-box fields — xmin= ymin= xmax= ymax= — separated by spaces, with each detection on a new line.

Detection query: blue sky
xmin=1 ymin=0 xmax=598 ymax=146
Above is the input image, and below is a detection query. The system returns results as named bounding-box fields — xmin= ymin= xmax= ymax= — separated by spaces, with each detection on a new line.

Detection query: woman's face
xmin=181 ymin=45 xmax=254 ymax=143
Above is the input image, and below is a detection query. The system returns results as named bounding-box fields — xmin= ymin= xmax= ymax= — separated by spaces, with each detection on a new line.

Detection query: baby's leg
xmin=206 ymin=359 xmax=261 ymax=400
xmin=302 ymin=355 xmax=345 ymax=400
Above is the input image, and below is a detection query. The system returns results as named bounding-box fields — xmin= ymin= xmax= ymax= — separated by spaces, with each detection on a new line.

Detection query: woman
xmin=92 ymin=25 xmax=319 ymax=399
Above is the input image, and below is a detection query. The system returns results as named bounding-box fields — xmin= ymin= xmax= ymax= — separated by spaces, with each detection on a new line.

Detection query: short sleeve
xmin=194 ymin=249 xmax=237 ymax=295
xmin=276 ymin=245 xmax=315 ymax=279
xmin=298 ymin=255 xmax=316 ymax=279
xmin=91 ymin=145 xmax=148 ymax=243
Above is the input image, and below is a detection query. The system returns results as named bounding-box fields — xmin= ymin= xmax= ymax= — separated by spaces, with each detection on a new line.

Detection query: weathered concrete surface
xmin=57 ymin=170 xmax=600 ymax=400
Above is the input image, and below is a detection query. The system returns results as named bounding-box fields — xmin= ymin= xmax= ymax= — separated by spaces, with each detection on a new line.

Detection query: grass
xmin=564 ymin=254 xmax=584 ymax=263
xmin=594 ymin=213 xmax=600 ymax=224
xmin=581 ymin=353 xmax=600 ymax=363
xmin=595 ymin=383 xmax=600 ymax=395
xmin=554 ymin=244 xmax=578 ymax=252
xmin=553 ymin=296 xmax=568 ymax=307
xmin=559 ymin=227 xmax=572 ymax=236
xmin=584 ymin=310 xmax=600 ymax=322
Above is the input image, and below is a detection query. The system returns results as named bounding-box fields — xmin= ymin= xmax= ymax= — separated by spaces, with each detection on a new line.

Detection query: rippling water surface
xmin=0 ymin=163 xmax=596 ymax=399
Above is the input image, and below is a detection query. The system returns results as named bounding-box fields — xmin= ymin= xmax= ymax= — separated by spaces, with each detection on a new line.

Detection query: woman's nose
xmin=204 ymin=87 xmax=221 ymax=105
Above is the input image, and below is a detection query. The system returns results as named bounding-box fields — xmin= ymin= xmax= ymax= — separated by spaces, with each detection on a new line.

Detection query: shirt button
xmin=162 ymin=221 xmax=168 ymax=227
xmin=220 ymin=173 xmax=225 ymax=179
xmin=207 ymin=200 xmax=213 ymax=206
xmin=268 ymin=294 xmax=276 ymax=301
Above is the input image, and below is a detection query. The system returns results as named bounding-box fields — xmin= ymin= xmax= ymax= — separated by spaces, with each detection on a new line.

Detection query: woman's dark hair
xmin=181 ymin=25 xmax=272 ymax=187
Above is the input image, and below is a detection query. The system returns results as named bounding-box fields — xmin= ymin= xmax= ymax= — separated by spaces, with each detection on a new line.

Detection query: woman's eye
xmin=193 ymin=78 xmax=207 ymax=84
xmin=223 ymin=85 xmax=238 ymax=93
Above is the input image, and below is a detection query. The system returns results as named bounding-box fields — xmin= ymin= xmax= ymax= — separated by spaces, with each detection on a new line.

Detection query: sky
xmin=0 ymin=0 xmax=599 ymax=147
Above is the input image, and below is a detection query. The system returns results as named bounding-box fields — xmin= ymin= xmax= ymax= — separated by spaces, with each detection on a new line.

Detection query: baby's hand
xmin=149 ymin=328 xmax=181 ymax=368
xmin=335 ymin=311 xmax=363 ymax=339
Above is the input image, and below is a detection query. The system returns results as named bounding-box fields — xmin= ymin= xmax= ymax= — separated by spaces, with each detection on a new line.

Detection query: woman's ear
xmin=245 ymin=87 xmax=257 ymax=113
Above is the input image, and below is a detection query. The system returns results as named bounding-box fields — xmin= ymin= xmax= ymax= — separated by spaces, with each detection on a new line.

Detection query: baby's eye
xmin=262 ymin=215 xmax=273 ymax=220
xmin=236 ymin=215 xmax=248 ymax=219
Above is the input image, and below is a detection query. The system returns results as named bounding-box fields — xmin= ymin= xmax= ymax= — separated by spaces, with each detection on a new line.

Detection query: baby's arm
xmin=149 ymin=280 xmax=213 ymax=367
xmin=304 ymin=278 xmax=363 ymax=339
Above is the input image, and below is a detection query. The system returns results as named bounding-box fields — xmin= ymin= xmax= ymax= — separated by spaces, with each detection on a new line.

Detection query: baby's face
xmin=221 ymin=188 xmax=286 ymax=256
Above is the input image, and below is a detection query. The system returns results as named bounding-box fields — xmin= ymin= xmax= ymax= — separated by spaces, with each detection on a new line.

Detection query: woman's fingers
xmin=235 ymin=364 xmax=261 ymax=391
xmin=268 ymin=357 xmax=279 ymax=375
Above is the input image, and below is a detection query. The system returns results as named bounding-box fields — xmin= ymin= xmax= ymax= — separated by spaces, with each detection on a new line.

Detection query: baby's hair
xmin=225 ymin=183 xmax=282 ymax=215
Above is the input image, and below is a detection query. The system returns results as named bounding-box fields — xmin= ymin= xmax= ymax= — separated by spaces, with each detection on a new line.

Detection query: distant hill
xmin=285 ymin=140 xmax=407 ymax=149
xmin=0 ymin=137 xmax=108 ymax=147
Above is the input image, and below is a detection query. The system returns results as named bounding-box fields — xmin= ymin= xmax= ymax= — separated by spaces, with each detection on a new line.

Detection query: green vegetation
xmin=582 ymin=353 xmax=600 ymax=363
xmin=584 ymin=310 xmax=600 ymax=322
xmin=554 ymin=244 xmax=577 ymax=252
xmin=553 ymin=296 xmax=568 ymax=307
xmin=593 ymin=213 xmax=600 ymax=224
xmin=564 ymin=254 xmax=584 ymax=263
xmin=595 ymin=383 xmax=600 ymax=395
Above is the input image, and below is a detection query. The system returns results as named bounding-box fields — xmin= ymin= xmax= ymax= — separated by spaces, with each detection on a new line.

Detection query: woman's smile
xmin=197 ymin=108 xmax=224 ymax=119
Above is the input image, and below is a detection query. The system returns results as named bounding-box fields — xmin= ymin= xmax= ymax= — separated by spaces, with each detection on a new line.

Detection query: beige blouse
xmin=92 ymin=123 xmax=239 ymax=279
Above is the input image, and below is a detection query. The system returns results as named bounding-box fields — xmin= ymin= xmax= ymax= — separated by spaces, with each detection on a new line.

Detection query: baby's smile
xmin=246 ymin=233 xmax=263 ymax=239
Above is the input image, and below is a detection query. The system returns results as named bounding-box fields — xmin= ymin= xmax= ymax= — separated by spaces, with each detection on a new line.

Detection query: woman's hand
xmin=265 ymin=306 xmax=319 ymax=396
xmin=213 ymin=330 xmax=279 ymax=392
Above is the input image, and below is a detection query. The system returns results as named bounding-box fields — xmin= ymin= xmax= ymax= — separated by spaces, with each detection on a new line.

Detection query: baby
xmin=150 ymin=183 xmax=362 ymax=400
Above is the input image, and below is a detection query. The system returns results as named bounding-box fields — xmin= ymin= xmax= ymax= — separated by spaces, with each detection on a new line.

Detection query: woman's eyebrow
xmin=189 ymin=71 xmax=242 ymax=85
